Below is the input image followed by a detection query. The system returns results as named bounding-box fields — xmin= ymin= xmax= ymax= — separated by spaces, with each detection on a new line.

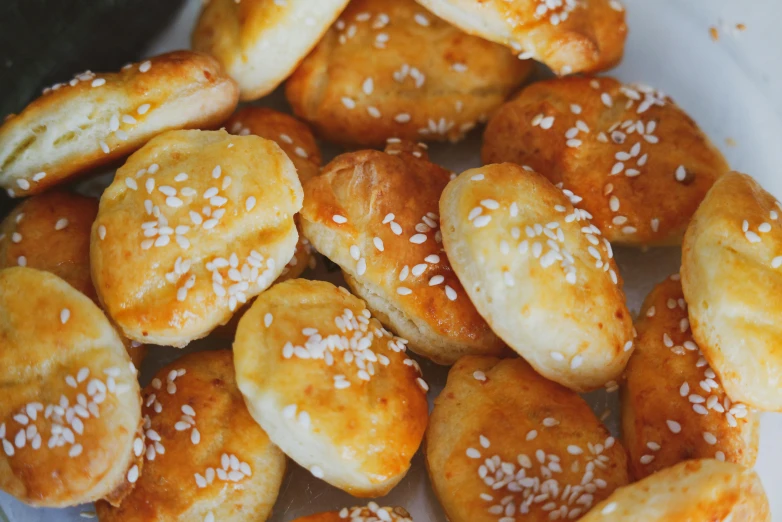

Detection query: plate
xmin=1 ymin=0 xmax=781 ymax=520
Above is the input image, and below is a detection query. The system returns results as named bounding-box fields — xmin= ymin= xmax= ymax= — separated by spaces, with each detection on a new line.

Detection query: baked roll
xmin=427 ymin=356 xmax=629 ymax=522
xmin=300 ymin=142 xmax=504 ymax=365
xmin=285 ymin=0 xmax=532 ymax=147
xmin=192 ymin=0 xmax=350 ymax=101
xmin=414 ymin=0 xmax=627 ymax=75
xmin=0 ymin=267 xmax=142 ymax=507
xmin=482 ymin=77 xmax=729 ymax=246
xmin=682 ymin=172 xmax=782 ymax=411
xmin=439 ymin=163 xmax=633 ymax=391
xmin=0 ymin=51 xmax=238 ymax=198
xmin=0 ymin=192 xmax=146 ymax=367
xmin=95 ymin=350 xmax=285 ymax=522
xmin=580 ymin=459 xmax=770 ymax=522
xmin=91 ymin=129 xmax=303 ymax=347
xmin=293 ymin=505 xmax=414 ymax=521
xmin=621 ymin=275 xmax=758 ymax=480
xmin=233 ymin=279 xmax=429 ymax=497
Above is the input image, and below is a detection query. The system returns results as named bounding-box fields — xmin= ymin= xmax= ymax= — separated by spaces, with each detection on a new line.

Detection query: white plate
xmin=2 ymin=0 xmax=781 ymax=519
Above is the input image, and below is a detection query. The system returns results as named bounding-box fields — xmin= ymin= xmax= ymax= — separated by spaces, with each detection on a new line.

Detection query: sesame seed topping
xmin=333 ymin=215 xmax=348 ymax=224
xmin=473 ymin=371 xmax=486 ymax=382
xmin=98 ymin=225 xmax=107 ymax=240
xmin=310 ymin=465 xmax=324 ymax=478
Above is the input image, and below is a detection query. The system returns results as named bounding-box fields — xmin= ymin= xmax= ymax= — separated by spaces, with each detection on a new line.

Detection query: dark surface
xmin=0 ymin=0 xmax=186 ymax=120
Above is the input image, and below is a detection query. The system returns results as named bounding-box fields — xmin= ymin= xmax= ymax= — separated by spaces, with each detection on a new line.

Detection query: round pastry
xmin=482 ymin=77 xmax=729 ymax=246
xmin=0 ymin=267 xmax=142 ymax=507
xmin=300 ymin=142 xmax=504 ymax=365
xmin=439 ymin=163 xmax=633 ymax=391
xmin=91 ymin=129 xmax=303 ymax=348
xmin=192 ymin=0 xmax=350 ymax=101
xmin=0 ymin=192 xmax=147 ymax=368
xmin=581 ymin=459 xmax=770 ymax=522
xmin=95 ymin=350 xmax=286 ymax=522
xmin=0 ymin=51 xmax=239 ymax=198
xmin=414 ymin=0 xmax=627 ymax=75
xmin=682 ymin=172 xmax=782 ymax=411
xmin=621 ymin=274 xmax=758 ymax=480
xmin=285 ymin=0 xmax=532 ymax=147
xmin=233 ymin=278 xmax=429 ymax=497
xmin=426 ymin=356 xmax=629 ymax=522
xmin=293 ymin=505 xmax=414 ymax=522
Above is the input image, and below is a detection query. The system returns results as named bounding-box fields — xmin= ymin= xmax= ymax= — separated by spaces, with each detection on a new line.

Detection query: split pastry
xmin=0 ymin=267 xmax=141 ymax=507
xmin=192 ymin=0 xmax=350 ymax=100
xmin=96 ymin=350 xmax=286 ymax=522
xmin=414 ymin=0 xmax=627 ymax=75
xmin=426 ymin=356 xmax=629 ymax=522
xmin=286 ymin=0 xmax=532 ymax=147
xmin=621 ymin=275 xmax=758 ymax=480
xmin=292 ymin=505 xmax=414 ymax=522
xmin=91 ymin=129 xmax=302 ymax=347
xmin=300 ymin=141 xmax=504 ymax=364
xmin=233 ymin=279 xmax=429 ymax=497
xmin=0 ymin=51 xmax=238 ymax=198
xmin=682 ymin=171 xmax=782 ymax=411
xmin=581 ymin=459 xmax=770 ymax=522
xmin=439 ymin=163 xmax=633 ymax=391
xmin=482 ymin=77 xmax=729 ymax=246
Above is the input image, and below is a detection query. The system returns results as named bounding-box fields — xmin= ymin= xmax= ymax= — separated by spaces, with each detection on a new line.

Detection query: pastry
xmin=293 ymin=505 xmax=414 ymax=522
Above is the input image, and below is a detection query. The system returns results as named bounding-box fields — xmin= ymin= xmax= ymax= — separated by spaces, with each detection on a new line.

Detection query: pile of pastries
xmin=0 ymin=0 xmax=777 ymax=520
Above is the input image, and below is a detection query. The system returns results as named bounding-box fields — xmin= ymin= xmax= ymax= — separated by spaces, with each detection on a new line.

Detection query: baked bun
xmin=285 ymin=0 xmax=532 ymax=147
xmin=426 ymin=356 xmax=629 ymax=522
xmin=439 ymin=163 xmax=633 ymax=391
xmin=233 ymin=279 xmax=429 ymax=497
xmin=0 ymin=51 xmax=238 ymax=198
xmin=95 ymin=350 xmax=286 ymax=522
xmin=293 ymin=505 xmax=414 ymax=522
xmin=0 ymin=267 xmax=141 ymax=507
xmin=414 ymin=0 xmax=627 ymax=75
xmin=581 ymin=459 xmax=770 ymax=522
xmin=482 ymin=77 xmax=729 ymax=246
xmin=91 ymin=129 xmax=303 ymax=347
xmin=192 ymin=0 xmax=350 ymax=101
xmin=682 ymin=172 xmax=782 ymax=411
xmin=621 ymin=275 xmax=758 ymax=480
xmin=0 ymin=192 xmax=147 ymax=367
xmin=300 ymin=142 xmax=504 ymax=364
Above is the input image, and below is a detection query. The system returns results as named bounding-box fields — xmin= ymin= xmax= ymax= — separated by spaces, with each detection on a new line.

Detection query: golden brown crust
xmin=439 ymin=163 xmax=633 ymax=391
xmin=581 ymin=459 xmax=770 ymax=522
xmin=192 ymin=0 xmax=350 ymax=101
xmin=293 ymin=506 xmax=414 ymax=521
xmin=285 ymin=0 xmax=532 ymax=147
xmin=91 ymin=129 xmax=303 ymax=348
xmin=415 ymin=0 xmax=626 ymax=75
xmin=426 ymin=357 xmax=629 ymax=522
xmin=96 ymin=350 xmax=286 ymax=522
xmin=682 ymin=172 xmax=782 ymax=411
xmin=621 ymin=275 xmax=758 ymax=480
xmin=233 ymin=279 xmax=429 ymax=497
xmin=0 ymin=267 xmax=141 ymax=507
xmin=0 ymin=51 xmax=239 ymax=197
xmin=300 ymin=143 xmax=504 ymax=364
xmin=225 ymin=106 xmax=322 ymax=184
xmin=482 ymin=77 xmax=729 ymax=246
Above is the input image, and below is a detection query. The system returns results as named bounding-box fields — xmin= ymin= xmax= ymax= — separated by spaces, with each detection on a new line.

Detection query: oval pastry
xmin=95 ymin=350 xmax=286 ymax=522
xmin=439 ymin=163 xmax=633 ymax=391
xmin=682 ymin=171 xmax=782 ymax=411
xmin=621 ymin=274 xmax=758 ymax=480
xmin=482 ymin=77 xmax=729 ymax=246
xmin=91 ymin=129 xmax=303 ymax=348
xmin=300 ymin=141 xmax=504 ymax=364
xmin=426 ymin=356 xmax=629 ymax=522
xmin=233 ymin=279 xmax=429 ymax=497
xmin=0 ymin=51 xmax=238 ymax=198
xmin=286 ymin=0 xmax=532 ymax=147
xmin=581 ymin=459 xmax=770 ymax=522
xmin=0 ymin=267 xmax=141 ymax=507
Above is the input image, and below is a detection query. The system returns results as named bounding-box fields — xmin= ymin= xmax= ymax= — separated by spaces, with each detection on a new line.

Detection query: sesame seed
xmin=373 ymin=237 xmax=384 ymax=251
xmin=394 ymin=113 xmax=411 ymax=123
xmin=526 ymin=430 xmax=537 ymax=441
xmin=444 ymin=285 xmax=457 ymax=301
xmin=410 ymin=233 xmax=427 ymax=244
xmin=602 ymin=502 xmax=617 ymax=514
xmin=332 ymin=215 xmax=347 ymax=224
xmin=137 ymin=104 xmax=150 ymax=115
xmin=703 ymin=432 xmax=717 ymax=445
xmin=69 ymin=444 xmax=83 ymax=457
xmin=675 ymin=165 xmax=687 ymax=181
xmin=98 ymin=225 xmax=106 ymax=240
xmin=473 ymin=371 xmax=486 ymax=382
xmin=362 ymin=77 xmax=374 ymax=95
xmin=367 ymin=106 xmax=381 ymax=118
xmin=341 ymin=97 xmax=356 ymax=109
xmin=466 ymin=447 xmax=481 ymax=459
xmin=473 ymin=215 xmax=492 ymax=228
xmin=91 ymin=78 xmax=106 ymax=87
xmin=310 ymin=465 xmax=324 ymax=478
xmin=397 ymin=287 xmax=412 ymax=295
xmin=138 ymin=60 xmax=151 ymax=73
xmin=127 ymin=464 xmax=139 ymax=483
xmin=540 ymin=116 xmax=555 ymax=130
xmin=639 ymin=454 xmax=654 ymax=464
xmin=429 ymin=275 xmax=444 ymax=286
